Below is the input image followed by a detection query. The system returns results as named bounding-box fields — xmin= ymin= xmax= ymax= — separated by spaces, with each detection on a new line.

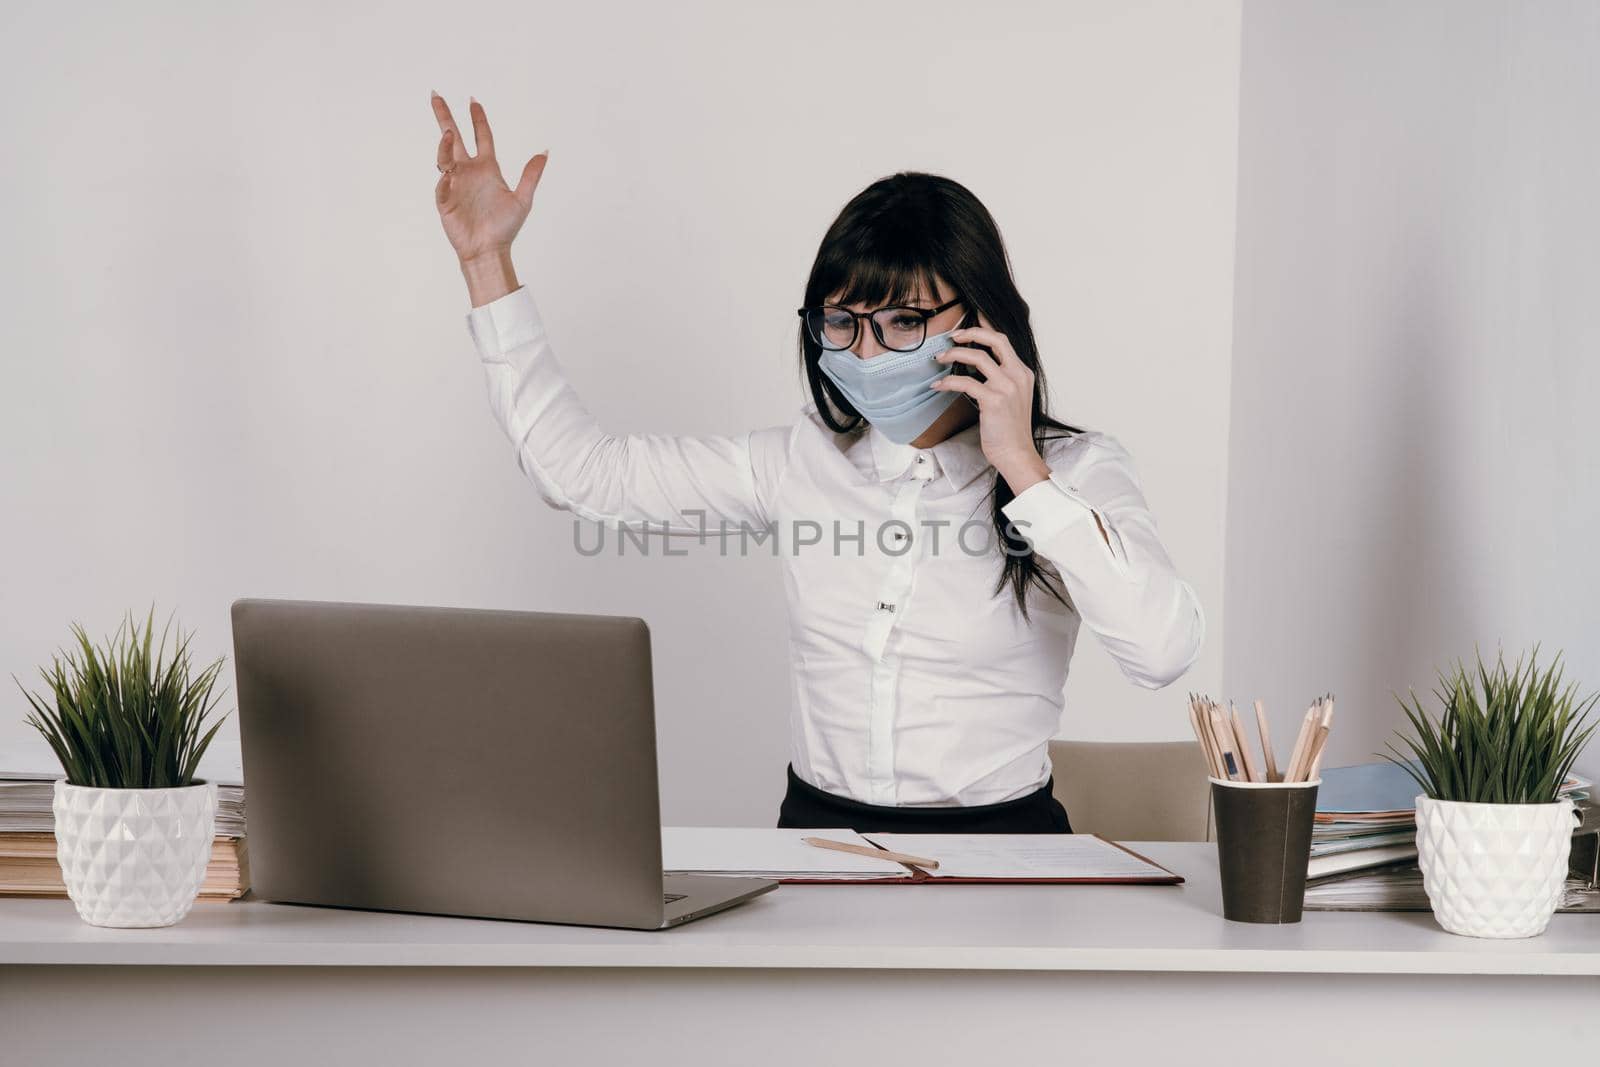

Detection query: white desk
xmin=3 ymin=843 xmax=1597 ymax=1064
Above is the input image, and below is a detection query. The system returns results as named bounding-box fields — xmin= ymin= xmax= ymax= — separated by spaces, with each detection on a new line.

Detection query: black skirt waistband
xmin=776 ymin=764 xmax=1071 ymax=835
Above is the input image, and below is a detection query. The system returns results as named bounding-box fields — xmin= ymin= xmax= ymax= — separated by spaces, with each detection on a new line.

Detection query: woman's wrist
xmin=460 ymin=247 xmax=519 ymax=308
xmin=994 ymin=450 xmax=1051 ymax=494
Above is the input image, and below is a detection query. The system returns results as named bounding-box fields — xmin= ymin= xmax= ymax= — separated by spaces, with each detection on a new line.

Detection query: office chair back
xmin=1048 ymin=740 xmax=1212 ymax=842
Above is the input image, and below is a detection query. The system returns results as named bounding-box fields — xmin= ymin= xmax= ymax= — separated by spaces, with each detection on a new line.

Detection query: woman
xmin=429 ymin=93 xmax=1205 ymax=835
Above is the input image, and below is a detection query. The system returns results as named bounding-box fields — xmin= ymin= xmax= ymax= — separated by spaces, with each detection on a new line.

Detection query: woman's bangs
xmin=826 ymin=250 xmax=942 ymax=310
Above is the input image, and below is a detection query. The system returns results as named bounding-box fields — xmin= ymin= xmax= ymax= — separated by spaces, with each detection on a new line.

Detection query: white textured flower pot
xmin=52 ymin=779 xmax=218 ymax=928
xmin=1414 ymin=794 xmax=1577 ymax=939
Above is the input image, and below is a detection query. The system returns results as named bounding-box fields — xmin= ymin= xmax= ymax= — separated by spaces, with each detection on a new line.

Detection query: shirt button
xmin=915 ymin=454 xmax=927 ymax=464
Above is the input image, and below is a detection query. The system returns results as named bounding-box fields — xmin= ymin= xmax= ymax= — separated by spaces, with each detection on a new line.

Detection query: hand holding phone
xmin=949 ymin=309 xmax=996 ymax=380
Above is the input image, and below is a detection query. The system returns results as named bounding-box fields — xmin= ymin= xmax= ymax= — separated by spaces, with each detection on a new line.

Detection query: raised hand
xmin=430 ymin=92 xmax=547 ymax=283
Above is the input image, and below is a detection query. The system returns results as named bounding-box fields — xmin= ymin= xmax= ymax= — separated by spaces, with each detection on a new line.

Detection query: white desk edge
xmin=4 ymin=843 xmax=1599 ymax=976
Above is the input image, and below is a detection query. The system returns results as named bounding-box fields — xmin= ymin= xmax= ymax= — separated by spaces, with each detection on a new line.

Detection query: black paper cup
xmin=1210 ymin=777 xmax=1320 ymax=924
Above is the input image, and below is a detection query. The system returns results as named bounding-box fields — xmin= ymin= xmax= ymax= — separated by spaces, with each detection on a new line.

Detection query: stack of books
xmin=0 ymin=745 xmax=251 ymax=901
xmin=1303 ymin=761 xmax=1592 ymax=911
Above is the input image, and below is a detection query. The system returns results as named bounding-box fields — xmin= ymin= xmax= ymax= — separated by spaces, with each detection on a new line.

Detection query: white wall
xmin=1225 ymin=0 xmax=1600 ymax=779
xmin=0 ymin=1 xmax=1239 ymax=822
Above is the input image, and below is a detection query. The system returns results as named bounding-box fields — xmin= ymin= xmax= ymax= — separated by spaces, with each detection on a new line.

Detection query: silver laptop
xmin=230 ymin=598 xmax=776 ymax=929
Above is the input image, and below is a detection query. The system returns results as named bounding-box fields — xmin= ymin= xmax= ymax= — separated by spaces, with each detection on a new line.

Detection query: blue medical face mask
xmin=817 ymin=319 xmax=964 ymax=445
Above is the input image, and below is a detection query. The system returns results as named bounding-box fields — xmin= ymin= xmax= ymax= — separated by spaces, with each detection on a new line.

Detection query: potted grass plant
xmin=15 ymin=608 xmax=229 ymax=928
xmin=1385 ymin=646 xmax=1597 ymax=939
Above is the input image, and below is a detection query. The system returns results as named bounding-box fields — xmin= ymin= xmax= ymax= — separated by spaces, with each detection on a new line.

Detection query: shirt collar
xmin=846 ymin=419 xmax=993 ymax=493
xmin=868 ymin=428 xmax=920 ymax=482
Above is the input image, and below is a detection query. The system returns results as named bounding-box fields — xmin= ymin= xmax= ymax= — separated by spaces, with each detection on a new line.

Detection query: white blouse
xmin=466 ymin=286 xmax=1206 ymax=808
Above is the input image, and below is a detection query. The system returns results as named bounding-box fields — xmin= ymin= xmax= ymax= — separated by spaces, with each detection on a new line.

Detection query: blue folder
xmin=1317 ymin=760 xmax=1589 ymax=814
xmin=1315 ymin=762 xmax=1425 ymax=814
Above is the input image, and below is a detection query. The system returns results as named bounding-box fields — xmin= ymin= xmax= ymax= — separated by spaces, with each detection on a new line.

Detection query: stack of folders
xmin=0 ymin=749 xmax=251 ymax=901
xmin=1302 ymin=863 xmax=1600 ymax=912
xmin=661 ymin=827 xmax=1182 ymax=884
xmin=1305 ymin=761 xmax=1428 ymax=882
xmin=1302 ymin=762 xmax=1593 ymax=911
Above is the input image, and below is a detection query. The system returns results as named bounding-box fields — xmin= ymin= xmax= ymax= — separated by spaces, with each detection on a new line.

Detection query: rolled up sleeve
xmin=1001 ymin=432 xmax=1205 ymax=689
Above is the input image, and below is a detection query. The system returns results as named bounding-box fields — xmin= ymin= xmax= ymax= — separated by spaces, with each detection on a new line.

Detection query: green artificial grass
xmin=17 ymin=607 xmax=229 ymax=789
xmin=1385 ymin=646 xmax=1597 ymax=805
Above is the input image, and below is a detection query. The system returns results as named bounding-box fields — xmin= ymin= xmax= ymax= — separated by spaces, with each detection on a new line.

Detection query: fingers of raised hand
xmin=949 ymin=325 xmax=1017 ymax=367
xmin=430 ymin=92 xmax=469 ymax=161
xmin=468 ymin=97 xmax=495 ymax=158
xmin=941 ymin=343 xmax=1031 ymax=394
xmin=955 ymin=312 xmax=1023 ymax=369
xmin=436 ymin=128 xmax=456 ymax=172
xmin=931 ymin=373 xmax=996 ymax=405
xmin=514 ymin=151 xmax=549 ymax=210
xmin=938 ymin=345 xmax=1002 ymax=379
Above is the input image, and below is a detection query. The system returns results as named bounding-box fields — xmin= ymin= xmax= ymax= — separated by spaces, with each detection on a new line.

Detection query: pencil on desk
xmin=802 ymin=837 xmax=941 ymax=871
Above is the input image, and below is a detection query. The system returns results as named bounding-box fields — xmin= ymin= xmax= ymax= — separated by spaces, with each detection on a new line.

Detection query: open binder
xmin=661 ymin=828 xmax=1184 ymax=885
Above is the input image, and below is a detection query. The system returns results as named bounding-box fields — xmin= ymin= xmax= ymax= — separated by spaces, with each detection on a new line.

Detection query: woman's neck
xmin=909 ymin=400 xmax=979 ymax=449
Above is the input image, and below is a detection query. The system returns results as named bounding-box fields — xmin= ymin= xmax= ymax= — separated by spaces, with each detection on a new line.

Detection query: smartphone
xmin=950 ymin=308 xmax=996 ymax=380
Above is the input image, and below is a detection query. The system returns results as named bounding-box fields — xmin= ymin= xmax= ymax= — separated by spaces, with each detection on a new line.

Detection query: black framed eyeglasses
xmin=796 ymin=297 xmax=963 ymax=353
